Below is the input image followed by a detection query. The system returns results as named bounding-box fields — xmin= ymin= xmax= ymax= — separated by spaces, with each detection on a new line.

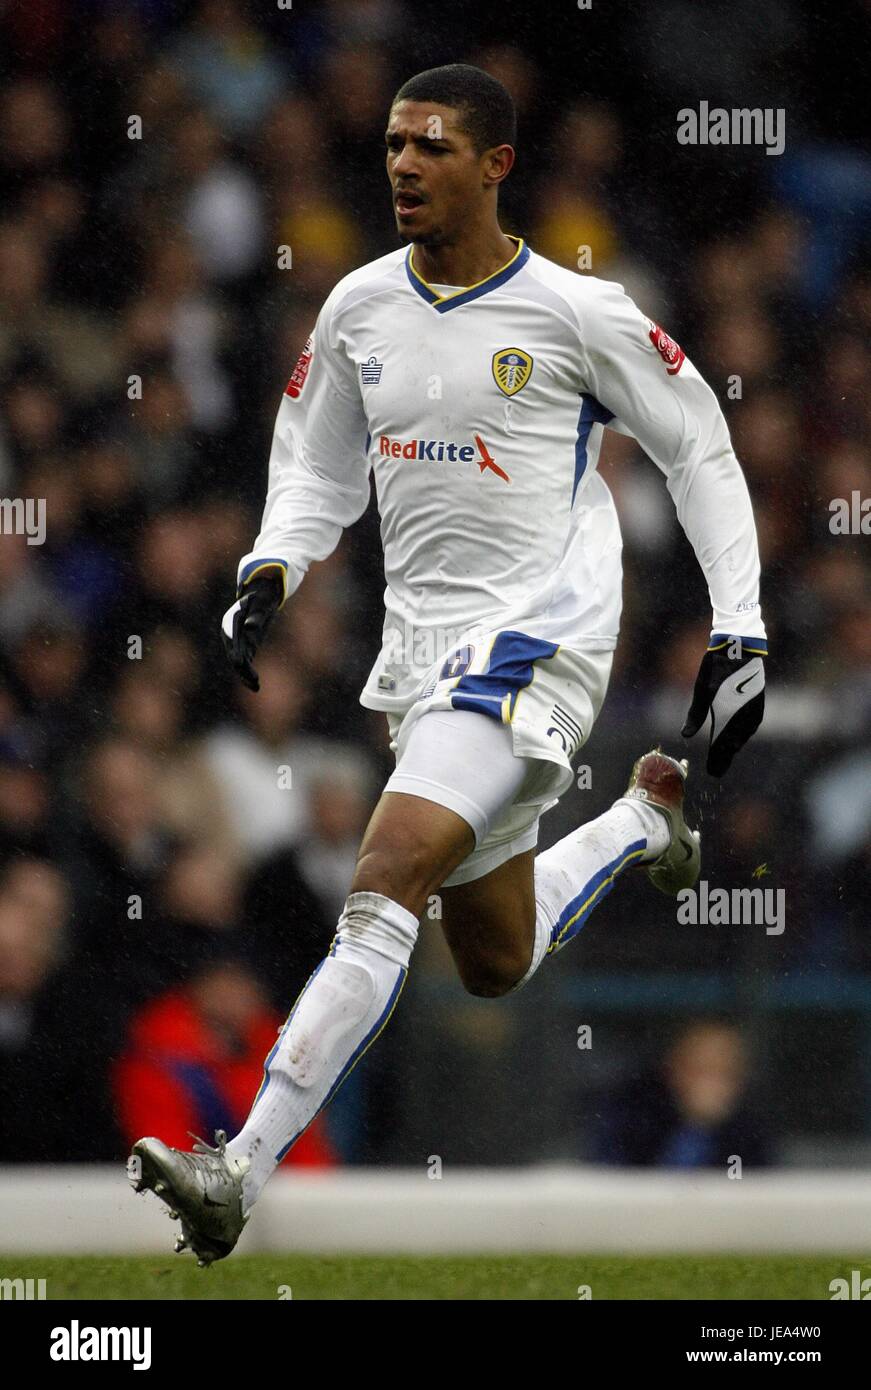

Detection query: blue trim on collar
xmin=404 ymin=253 xmax=441 ymax=303
xmin=405 ymin=238 xmax=530 ymax=313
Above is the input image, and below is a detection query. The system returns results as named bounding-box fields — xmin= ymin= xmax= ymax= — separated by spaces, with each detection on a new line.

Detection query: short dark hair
xmin=392 ymin=63 xmax=516 ymax=154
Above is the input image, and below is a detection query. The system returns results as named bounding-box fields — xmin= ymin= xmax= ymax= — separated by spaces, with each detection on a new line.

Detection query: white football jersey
xmin=239 ymin=237 xmax=766 ymax=712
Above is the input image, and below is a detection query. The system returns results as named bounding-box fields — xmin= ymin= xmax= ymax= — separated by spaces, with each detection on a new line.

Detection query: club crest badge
xmin=492 ymin=347 xmax=533 ymax=397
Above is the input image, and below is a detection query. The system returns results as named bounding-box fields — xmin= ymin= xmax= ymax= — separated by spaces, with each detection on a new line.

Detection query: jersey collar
xmin=405 ymin=235 xmax=529 ymax=313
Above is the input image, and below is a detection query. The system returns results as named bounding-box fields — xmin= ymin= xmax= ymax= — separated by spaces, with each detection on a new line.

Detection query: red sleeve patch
xmin=648 ymin=321 xmax=685 ymax=375
xmin=285 ymin=335 xmax=314 ymax=398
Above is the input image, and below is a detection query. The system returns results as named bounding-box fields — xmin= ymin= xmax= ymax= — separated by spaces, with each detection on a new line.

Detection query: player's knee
xmin=457 ymin=946 xmax=530 ymax=999
xmin=351 ymin=841 xmax=435 ymax=915
xmin=460 ymin=968 xmax=521 ymax=999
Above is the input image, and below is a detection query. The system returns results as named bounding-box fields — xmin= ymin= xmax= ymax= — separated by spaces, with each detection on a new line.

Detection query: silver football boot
xmin=128 ymin=1130 xmax=250 ymax=1267
xmin=617 ymin=748 xmax=701 ymax=895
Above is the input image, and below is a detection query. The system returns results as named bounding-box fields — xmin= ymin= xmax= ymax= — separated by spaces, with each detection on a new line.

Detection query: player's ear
xmin=482 ymin=143 xmax=515 ymax=188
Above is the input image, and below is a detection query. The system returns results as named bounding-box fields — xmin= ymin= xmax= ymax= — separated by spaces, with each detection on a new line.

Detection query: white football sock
xmin=512 ymin=799 xmax=668 ymax=991
xmin=226 ymin=890 xmax=418 ymax=1211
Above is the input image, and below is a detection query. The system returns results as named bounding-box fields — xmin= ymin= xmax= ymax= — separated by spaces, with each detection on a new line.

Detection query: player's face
xmin=385 ymin=101 xmax=485 ymax=246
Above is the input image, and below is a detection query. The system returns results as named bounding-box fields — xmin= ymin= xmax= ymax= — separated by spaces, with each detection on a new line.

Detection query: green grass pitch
xmin=3 ymin=1254 xmax=867 ymax=1300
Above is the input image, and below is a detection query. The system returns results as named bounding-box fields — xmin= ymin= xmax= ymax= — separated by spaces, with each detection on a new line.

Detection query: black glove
xmin=681 ymin=635 xmax=766 ymax=777
xmin=221 ymin=569 xmax=285 ymax=692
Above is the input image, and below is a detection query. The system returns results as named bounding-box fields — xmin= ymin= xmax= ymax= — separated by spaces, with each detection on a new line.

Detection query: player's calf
xmin=440 ymin=848 xmax=538 ymax=997
xmin=442 ymin=749 xmax=701 ymax=997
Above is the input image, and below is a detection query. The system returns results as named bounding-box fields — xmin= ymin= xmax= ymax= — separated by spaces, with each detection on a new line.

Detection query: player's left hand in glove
xmin=221 ymin=568 xmax=285 ymax=692
xmin=681 ymin=636 xmax=766 ymax=777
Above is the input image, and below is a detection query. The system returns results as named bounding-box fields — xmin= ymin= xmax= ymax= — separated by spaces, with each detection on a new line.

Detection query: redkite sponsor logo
xmin=648 ymin=321 xmax=685 ymax=375
xmin=378 ymin=432 xmax=510 ymax=482
xmin=285 ymin=336 xmax=313 ymax=398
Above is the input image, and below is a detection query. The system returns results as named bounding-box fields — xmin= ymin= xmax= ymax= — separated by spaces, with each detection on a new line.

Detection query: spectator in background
xmin=133 ymin=844 xmax=248 ymax=1000
xmin=137 ymin=841 xmax=332 ymax=1013
xmin=0 ymin=77 xmax=70 ymax=199
xmin=320 ymin=42 xmax=395 ymax=249
xmin=0 ymin=221 xmax=116 ymax=401
xmin=244 ymin=840 xmax=332 ymax=1012
xmin=272 ymin=171 xmax=363 ymax=300
xmin=283 ymin=583 xmax=372 ymax=742
xmin=0 ymin=531 xmax=64 ymax=649
xmin=702 ymin=306 xmax=782 ymax=397
xmin=594 ymin=1021 xmax=773 ymax=1168
xmin=70 ymin=437 xmax=143 ymax=556
xmin=118 ymin=363 xmax=199 ymax=510
xmin=805 ymin=746 xmax=871 ymax=867
xmin=296 ymin=756 xmax=377 ymax=923
xmin=0 ymin=362 xmax=67 ymax=466
xmin=0 ymin=857 xmax=121 ymax=1160
xmin=110 ymin=662 xmax=241 ymax=866
xmin=0 ymin=882 xmax=65 ymax=1159
xmin=112 ymin=957 xmax=334 ymax=1165
xmin=239 ymin=747 xmax=376 ymax=1010
xmin=0 ymin=737 xmax=54 ymax=862
xmin=204 ymin=647 xmax=336 ymax=861
xmin=170 ymin=0 xmax=289 ymax=139
xmin=131 ymin=233 xmax=235 ymax=436
xmin=8 ymin=619 xmax=91 ymax=765
xmin=258 ymin=94 xmax=325 ymax=191
xmin=173 ymin=106 xmax=265 ymax=286
xmin=103 ymin=511 xmax=221 ymax=666
xmin=20 ymin=458 xmax=121 ymax=626
xmin=66 ymin=737 xmax=178 ymax=978
xmin=531 ymin=102 xmax=622 ymax=275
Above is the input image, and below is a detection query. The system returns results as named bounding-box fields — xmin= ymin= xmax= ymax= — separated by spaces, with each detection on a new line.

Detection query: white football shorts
xmin=384 ymin=628 xmax=613 ymax=886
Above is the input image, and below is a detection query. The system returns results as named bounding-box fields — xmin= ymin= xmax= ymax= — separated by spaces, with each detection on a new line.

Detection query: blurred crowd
xmin=0 ymin=0 xmax=869 ymax=1166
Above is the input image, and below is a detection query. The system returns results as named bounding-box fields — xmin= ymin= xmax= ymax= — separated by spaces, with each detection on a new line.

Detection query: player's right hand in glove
xmin=681 ymin=635 xmax=767 ymax=777
xmin=221 ymin=566 xmax=285 ymax=692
